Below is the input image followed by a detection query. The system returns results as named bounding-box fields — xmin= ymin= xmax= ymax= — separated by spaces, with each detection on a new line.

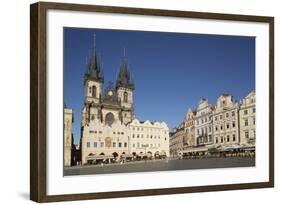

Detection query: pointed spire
xmin=116 ymin=48 xmax=134 ymax=90
xmin=84 ymin=34 xmax=104 ymax=83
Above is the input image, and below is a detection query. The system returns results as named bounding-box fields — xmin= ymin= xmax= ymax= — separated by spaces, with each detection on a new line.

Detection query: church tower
xmin=84 ymin=47 xmax=104 ymax=104
xmin=81 ymin=36 xmax=104 ymax=126
xmin=116 ymin=56 xmax=135 ymax=124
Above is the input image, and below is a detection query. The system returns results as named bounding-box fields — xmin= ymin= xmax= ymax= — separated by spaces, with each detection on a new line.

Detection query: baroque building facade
xmin=170 ymin=108 xmax=196 ymax=156
xmin=239 ymin=91 xmax=256 ymax=145
xmin=170 ymin=122 xmax=185 ymax=156
xmin=170 ymin=92 xmax=255 ymax=157
xmin=194 ymin=99 xmax=214 ymax=146
xmin=64 ymin=107 xmax=74 ymax=166
xmin=80 ymin=45 xmax=169 ymax=165
xmin=213 ymin=94 xmax=240 ymax=146
xmin=183 ymin=108 xmax=196 ymax=148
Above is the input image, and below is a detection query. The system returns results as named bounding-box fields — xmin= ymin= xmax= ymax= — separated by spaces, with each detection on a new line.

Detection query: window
xmin=137 ymin=142 xmax=140 ymax=148
xmin=226 ymin=113 xmax=229 ymax=118
xmin=124 ymin=92 xmax=128 ymax=103
xmin=100 ymin=142 xmax=104 ymax=147
xmin=216 ymin=138 xmax=218 ymax=143
xmin=118 ymin=142 xmax=122 ymax=147
xmin=221 ymin=137 xmax=223 ymax=143
xmin=253 ymin=117 xmax=256 ymax=125
xmin=245 ymin=119 xmax=249 ymax=126
xmin=91 ymin=115 xmax=94 ymax=121
xmin=244 ymin=109 xmax=248 ymax=115
xmin=132 ymin=134 xmax=135 ymax=138
xmin=94 ymin=142 xmax=97 ymax=147
xmin=92 ymin=86 xmax=96 ymax=98
xmin=87 ymin=142 xmax=90 ymax=148
xmin=137 ymin=134 xmax=139 ymax=138
xmin=215 ymin=126 xmax=218 ymax=131
xmin=232 ymin=122 xmax=236 ymax=128
xmin=226 ymin=123 xmax=230 ymax=129
xmin=227 ymin=135 xmax=230 ymax=142
xmin=232 ymin=111 xmax=235 ymax=116
xmin=124 ymin=142 xmax=127 ymax=147
xmin=220 ymin=115 xmax=223 ymax=120
xmin=253 ymin=108 xmax=256 ymax=113
xmin=232 ymin=134 xmax=236 ymax=141
xmin=215 ymin=116 xmax=218 ymax=121
xmin=113 ymin=142 xmax=116 ymax=147
xmin=221 ymin=125 xmax=223 ymax=130
xmin=245 ymin=131 xmax=249 ymax=138
xmin=105 ymin=112 xmax=115 ymax=126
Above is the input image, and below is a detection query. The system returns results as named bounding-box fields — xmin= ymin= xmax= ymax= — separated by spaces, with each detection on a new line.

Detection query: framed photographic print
xmin=30 ymin=1 xmax=274 ymax=202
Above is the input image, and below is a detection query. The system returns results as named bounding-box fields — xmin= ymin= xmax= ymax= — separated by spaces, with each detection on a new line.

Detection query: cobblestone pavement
xmin=64 ymin=157 xmax=255 ymax=176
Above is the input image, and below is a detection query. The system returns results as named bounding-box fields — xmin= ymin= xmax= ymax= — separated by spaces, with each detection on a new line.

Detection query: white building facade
xmin=194 ymin=99 xmax=214 ymax=146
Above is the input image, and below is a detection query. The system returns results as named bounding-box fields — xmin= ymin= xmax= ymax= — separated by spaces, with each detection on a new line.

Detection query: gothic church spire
xmin=85 ymin=34 xmax=104 ymax=83
xmin=116 ymin=48 xmax=134 ymax=90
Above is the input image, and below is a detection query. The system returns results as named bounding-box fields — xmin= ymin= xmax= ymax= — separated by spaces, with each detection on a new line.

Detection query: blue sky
xmin=64 ymin=27 xmax=255 ymax=144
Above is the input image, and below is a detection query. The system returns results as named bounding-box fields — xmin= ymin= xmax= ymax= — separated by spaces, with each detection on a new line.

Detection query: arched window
xmin=123 ymin=92 xmax=128 ymax=103
xmin=105 ymin=112 xmax=115 ymax=126
xmin=92 ymin=86 xmax=96 ymax=98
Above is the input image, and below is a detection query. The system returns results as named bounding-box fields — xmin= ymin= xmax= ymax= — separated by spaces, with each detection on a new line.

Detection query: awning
xmin=121 ymin=154 xmax=133 ymax=158
xmin=86 ymin=155 xmax=114 ymax=160
xmin=181 ymin=147 xmax=208 ymax=153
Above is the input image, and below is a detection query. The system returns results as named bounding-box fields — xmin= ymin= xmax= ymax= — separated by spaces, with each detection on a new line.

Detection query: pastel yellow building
xmin=184 ymin=108 xmax=196 ymax=148
xmin=239 ymin=91 xmax=256 ymax=145
xmin=170 ymin=108 xmax=196 ymax=156
xmin=64 ymin=107 xmax=74 ymax=166
xmin=170 ymin=123 xmax=185 ymax=156
xmin=213 ymin=94 xmax=239 ymax=146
